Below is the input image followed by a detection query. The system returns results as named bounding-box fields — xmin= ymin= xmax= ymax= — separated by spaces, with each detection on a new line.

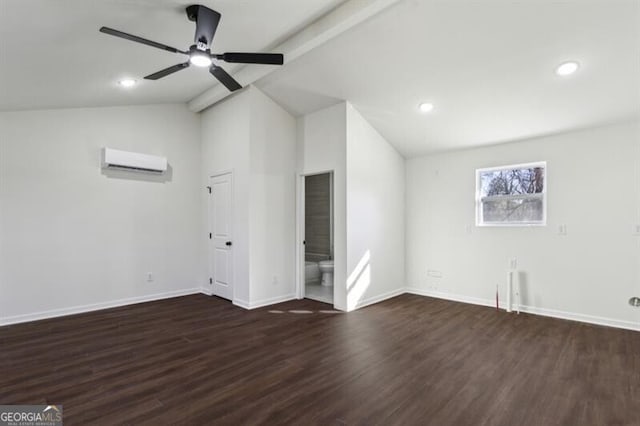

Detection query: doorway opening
xmin=301 ymin=172 xmax=334 ymax=304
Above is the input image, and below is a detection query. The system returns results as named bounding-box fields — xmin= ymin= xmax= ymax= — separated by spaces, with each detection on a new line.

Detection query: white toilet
xmin=318 ymin=260 xmax=334 ymax=287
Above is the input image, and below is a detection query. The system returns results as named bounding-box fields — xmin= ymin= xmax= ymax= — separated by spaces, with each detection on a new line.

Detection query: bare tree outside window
xmin=476 ymin=162 xmax=546 ymax=225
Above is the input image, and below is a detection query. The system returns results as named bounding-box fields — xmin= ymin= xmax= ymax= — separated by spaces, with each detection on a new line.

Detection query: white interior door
xmin=209 ymin=172 xmax=233 ymax=300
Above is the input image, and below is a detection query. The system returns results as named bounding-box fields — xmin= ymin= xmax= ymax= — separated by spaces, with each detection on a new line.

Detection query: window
xmin=476 ymin=162 xmax=546 ymax=226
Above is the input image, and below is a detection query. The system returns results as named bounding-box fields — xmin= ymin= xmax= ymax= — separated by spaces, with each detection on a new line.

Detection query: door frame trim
xmin=208 ymin=169 xmax=234 ymax=301
xmin=296 ymin=169 xmax=335 ymax=305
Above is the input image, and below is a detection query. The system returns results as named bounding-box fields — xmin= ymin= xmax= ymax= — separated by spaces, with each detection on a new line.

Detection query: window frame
xmin=475 ymin=161 xmax=547 ymax=227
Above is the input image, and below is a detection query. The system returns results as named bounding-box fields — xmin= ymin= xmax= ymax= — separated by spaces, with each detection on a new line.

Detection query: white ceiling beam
xmin=187 ymin=0 xmax=402 ymax=112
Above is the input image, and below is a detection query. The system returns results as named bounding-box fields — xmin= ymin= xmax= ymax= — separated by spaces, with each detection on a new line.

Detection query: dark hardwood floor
xmin=1 ymin=293 xmax=638 ymax=425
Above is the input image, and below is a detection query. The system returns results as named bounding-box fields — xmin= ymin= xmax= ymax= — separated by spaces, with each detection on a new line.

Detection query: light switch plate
xmin=558 ymin=224 xmax=567 ymax=235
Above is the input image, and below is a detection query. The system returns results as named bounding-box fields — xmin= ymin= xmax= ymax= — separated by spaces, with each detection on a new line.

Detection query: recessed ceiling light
xmin=555 ymin=61 xmax=579 ymax=76
xmin=419 ymin=102 xmax=434 ymax=113
xmin=118 ymin=79 xmax=137 ymax=88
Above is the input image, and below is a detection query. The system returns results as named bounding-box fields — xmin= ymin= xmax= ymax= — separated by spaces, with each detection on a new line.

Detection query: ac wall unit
xmin=101 ymin=148 xmax=167 ymax=173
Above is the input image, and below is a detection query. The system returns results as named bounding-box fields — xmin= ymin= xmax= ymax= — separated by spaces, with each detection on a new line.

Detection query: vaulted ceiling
xmin=0 ymin=0 xmax=345 ymax=110
xmin=257 ymin=0 xmax=640 ymax=156
xmin=1 ymin=0 xmax=638 ymax=157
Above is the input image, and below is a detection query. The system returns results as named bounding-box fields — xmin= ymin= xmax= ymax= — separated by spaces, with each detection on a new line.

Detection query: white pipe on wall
xmin=515 ymin=272 xmax=521 ymax=314
xmin=506 ymin=270 xmax=513 ymax=313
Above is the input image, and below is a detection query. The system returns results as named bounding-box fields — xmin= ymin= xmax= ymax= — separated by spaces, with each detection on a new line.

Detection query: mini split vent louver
xmin=101 ymin=148 xmax=167 ymax=173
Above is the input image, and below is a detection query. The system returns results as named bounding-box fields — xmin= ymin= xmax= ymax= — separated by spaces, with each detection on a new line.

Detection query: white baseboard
xmin=233 ymin=293 xmax=297 ymax=310
xmin=0 ymin=288 xmax=202 ymax=326
xmin=352 ymin=287 xmax=406 ymax=311
xmin=404 ymin=287 xmax=640 ymax=332
xmin=405 ymin=287 xmax=495 ymax=309
xmin=517 ymin=304 xmax=640 ymax=332
xmin=233 ymin=298 xmax=250 ymax=309
xmin=4 ymin=285 xmax=635 ymax=332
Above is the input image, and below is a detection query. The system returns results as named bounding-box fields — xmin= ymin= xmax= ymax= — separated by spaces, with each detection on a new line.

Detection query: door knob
xmin=225 ymin=241 xmax=232 ymax=246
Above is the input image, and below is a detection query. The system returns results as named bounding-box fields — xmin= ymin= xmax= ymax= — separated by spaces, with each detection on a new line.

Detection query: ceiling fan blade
xmin=218 ymin=52 xmax=284 ymax=65
xmin=100 ymin=27 xmax=187 ymax=54
xmin=144 ymin=62 xmax=190 ymax=80
xmin=189 ymin=5 xmax=221 ymax=49
xmin=210 ymin=65 xmax=242 ymax=92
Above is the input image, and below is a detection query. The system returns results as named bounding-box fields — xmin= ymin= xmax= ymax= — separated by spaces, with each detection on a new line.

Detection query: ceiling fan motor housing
xmin=189 ymin=44 xmax=210 ymax=56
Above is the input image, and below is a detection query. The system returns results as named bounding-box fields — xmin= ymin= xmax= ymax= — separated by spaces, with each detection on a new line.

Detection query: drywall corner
xmin=247 ymin=86 xmax=298 ymax=305
xmin=345 ymin=103 xmax=406 ymax=311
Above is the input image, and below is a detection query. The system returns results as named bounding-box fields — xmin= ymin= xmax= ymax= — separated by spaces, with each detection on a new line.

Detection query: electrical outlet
xmin=633 ymin=224 xmax=640 ymax=236
xmin=427 ymin=269 xmax=442 ymax=278
xmin=146 ymin=272 xmax=154 ymax=282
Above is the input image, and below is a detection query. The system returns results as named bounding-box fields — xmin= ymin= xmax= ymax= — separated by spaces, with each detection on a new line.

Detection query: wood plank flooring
xmin=1 ymin=294 xmax=638 ymax=425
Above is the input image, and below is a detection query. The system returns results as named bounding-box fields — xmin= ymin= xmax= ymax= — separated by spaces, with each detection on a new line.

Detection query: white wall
xmin=0 ymin=86 xmax=297 ymax=323
xmin=249 ymin=87 xmax=297 ymax=304
xmin=201 ymin=86 xmax=297 ymax=307
xmin=297 ymin=102 xmax=348 ymax=310
xmin=0 ymin=104 xmax=202 ymax=324
xmin=346 ymin=104 xmax=405 ymax=310
xmin=201 ymin=90 xmax=252 ymax=303
xmin=406 ymin=121 xmax=640 ymax=330
xmin=297 ymin=102 xmax=407 ymax=311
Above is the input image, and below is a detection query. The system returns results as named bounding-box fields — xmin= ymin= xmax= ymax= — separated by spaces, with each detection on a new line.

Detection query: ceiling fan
xmin=99 ymin=4 xmax=284 ymax=92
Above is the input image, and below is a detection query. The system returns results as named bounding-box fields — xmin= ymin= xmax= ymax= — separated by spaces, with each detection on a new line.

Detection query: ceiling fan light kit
xmin=189 ymin=48 xmax=213 ymax=68
xmin=99 ymin=4 xmax=284 ymax=92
